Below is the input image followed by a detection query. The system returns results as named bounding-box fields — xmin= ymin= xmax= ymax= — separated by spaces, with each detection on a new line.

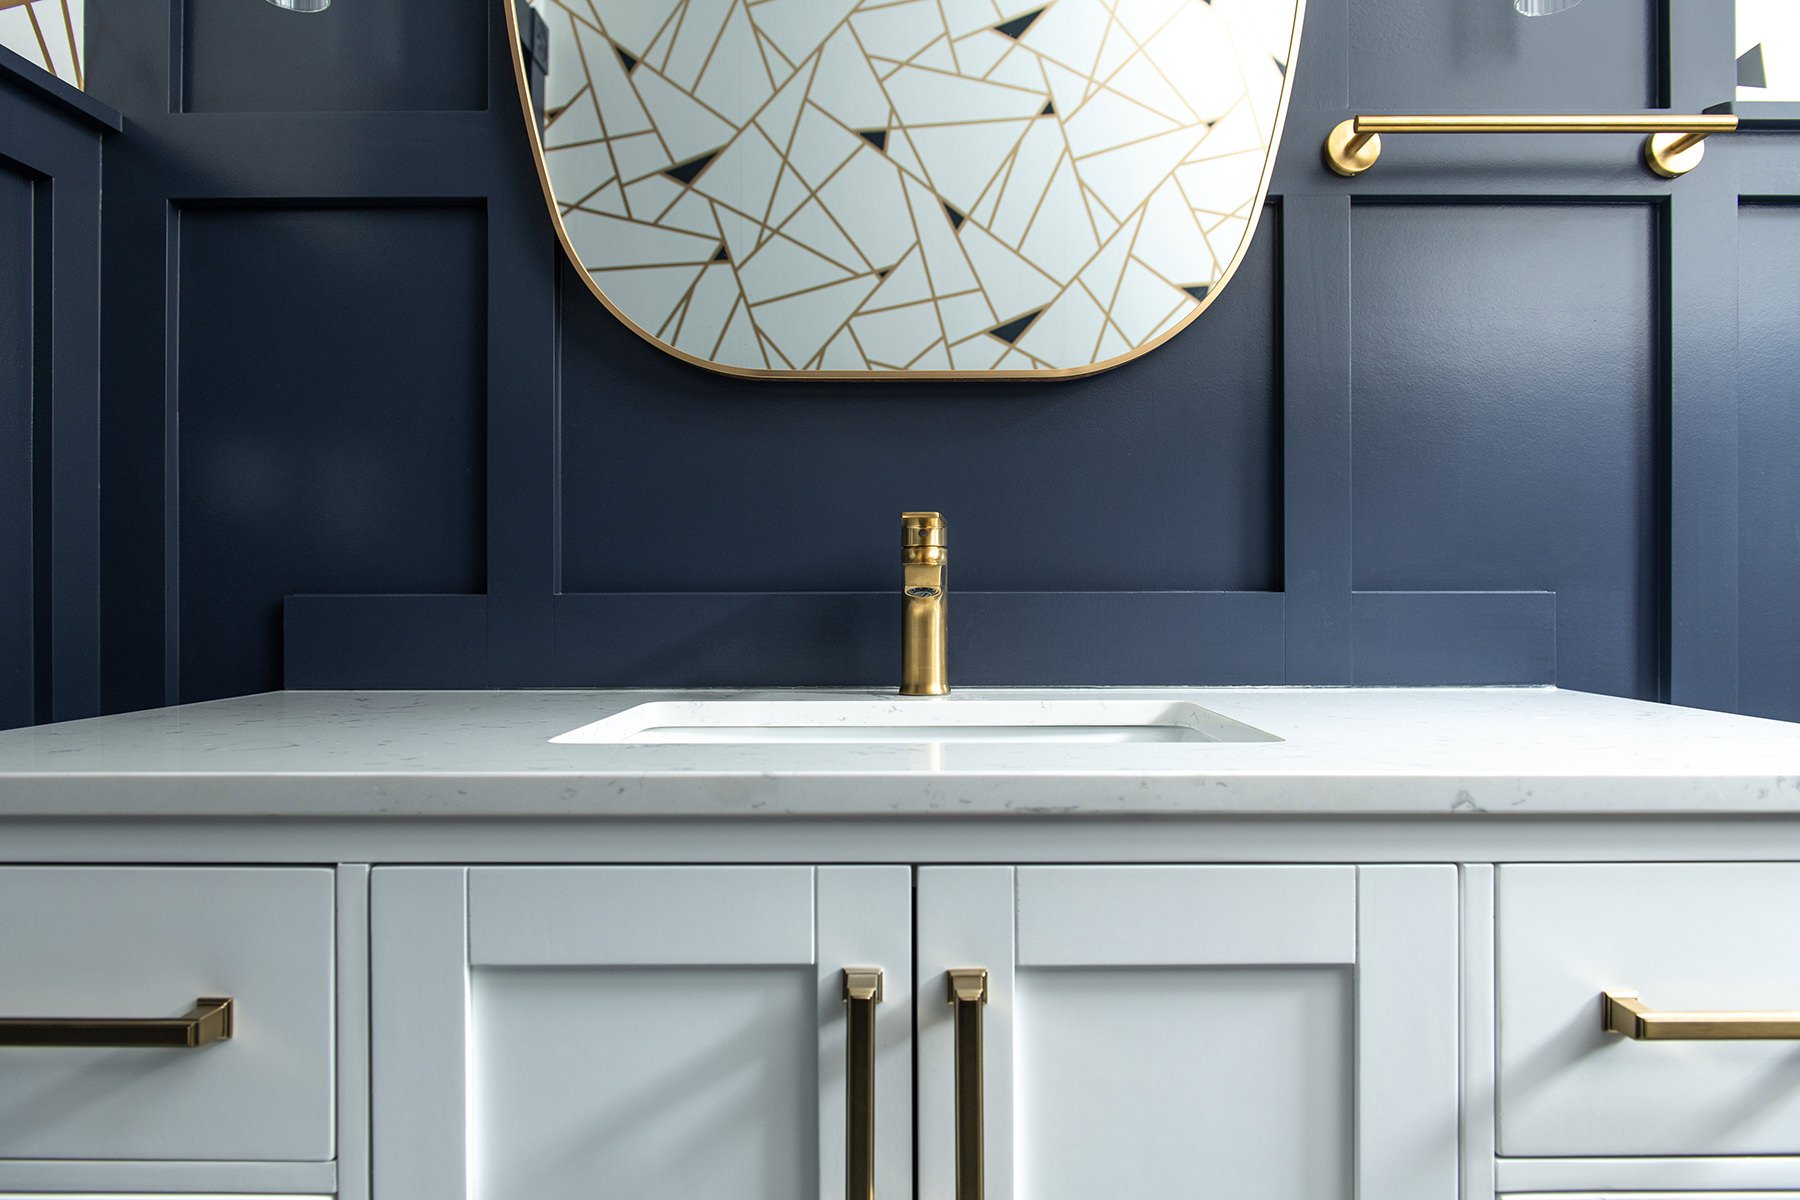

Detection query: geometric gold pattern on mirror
xmin=507 ymin=0 xmax=1304 ymax=379
xmin=0 ymin=0 xmax=84 ymax=88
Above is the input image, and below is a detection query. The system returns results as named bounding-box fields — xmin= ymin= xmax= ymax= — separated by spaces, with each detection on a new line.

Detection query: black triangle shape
xmin=988 ymin=309 xmax=1042 ymax=344
xmin=1184 ymin=284 xmax=1210 ymax=302
xmin=942 ymin=201 xmax=966 ymax=231
xmin=858 ymin=128 xmax=889 ymax=152
xmin=663 ymin=149 xmax=719 ymax=186
xmin=994 ymin=7 xmax=1045 ymax=39
xmin=1040 ymin=100 xmax=1055 ymax=116
xmin=614 ymin=44 xmax=639 ymax=73
xmin=711 ymin=245 xmax=730 ymax=263
xmin=876 ymin=264 xmax=893 ymax=279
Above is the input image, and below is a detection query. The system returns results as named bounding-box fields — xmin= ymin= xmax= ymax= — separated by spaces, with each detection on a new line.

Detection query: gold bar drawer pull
xmin=1602 ymin=990 xmax=1800 ymax=1040
xmin=949 ymin=969 xmax=989 ymax=1200
xmin=842 ymin=969 xmax=882 ymax=1200
xmin=0 ymin=996 xmax=234 ymax=1048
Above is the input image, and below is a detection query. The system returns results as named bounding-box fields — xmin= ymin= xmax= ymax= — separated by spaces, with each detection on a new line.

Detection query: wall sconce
xmin=265 ymin=0 xmax=331 ymax=10
xmin=1515 ymin=0 xmax=1585 ymax=13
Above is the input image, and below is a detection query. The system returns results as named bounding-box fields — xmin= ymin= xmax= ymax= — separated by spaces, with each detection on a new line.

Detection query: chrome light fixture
xmin=1515 ymin=0 xmax=1585 ymax=13
xmin=265 ymin=0 xmax=330 ymax=10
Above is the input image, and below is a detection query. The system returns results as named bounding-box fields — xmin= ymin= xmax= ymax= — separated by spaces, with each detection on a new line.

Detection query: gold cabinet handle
xmin=1324 ymin=113 xmax=1739 ymax=178
xmin=842 ymin=969 xmax=883 ymax=1200
xmin=0 ymin=996 xmax=234 ymax=1048
xmin=948 ymin=969 xmax=988 ymax=1200
xmin=1603 ymin=990 xmax=1800 ymax=1040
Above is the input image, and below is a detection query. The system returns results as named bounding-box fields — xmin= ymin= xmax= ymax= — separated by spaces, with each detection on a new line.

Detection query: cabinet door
xmin=917 ymin=866 xmax=1458 ymax=1200
xmin=371 ymin=866 xmax=911 ymax=1200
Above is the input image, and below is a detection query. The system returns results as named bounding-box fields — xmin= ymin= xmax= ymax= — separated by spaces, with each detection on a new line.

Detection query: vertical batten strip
xmin=1281 ymin=193 xmax=1355 ymax=683
xmin=1665 ymin=0 xmax=1741 ymax=711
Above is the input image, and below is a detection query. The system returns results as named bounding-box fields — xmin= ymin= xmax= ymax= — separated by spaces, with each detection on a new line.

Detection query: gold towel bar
xmin=1325 ymin=113 xmax=1740 ymax=178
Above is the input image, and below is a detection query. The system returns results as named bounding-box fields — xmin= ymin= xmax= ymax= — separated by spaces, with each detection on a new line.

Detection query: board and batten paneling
xmin=0 ymin=54 xmax=110 ymax=733
xmin=62 ymin=0 xmax=1799 ymax=719
xmin=0 ymin=164 xmax=38 ymax=731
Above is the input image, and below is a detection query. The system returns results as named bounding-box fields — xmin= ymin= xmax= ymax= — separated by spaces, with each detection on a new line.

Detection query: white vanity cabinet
xmin=8 ymin=687 xmax=1800 ymax=1198
xmin=370 ymin=863 xmax=1460 ymax=1200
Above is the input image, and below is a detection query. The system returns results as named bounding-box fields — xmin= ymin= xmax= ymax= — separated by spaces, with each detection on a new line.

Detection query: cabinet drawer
xmin=1498 ymin=863 xmax=1800 ymax=1157
xmin=0 ymin=868 xmax=335 ymax=1162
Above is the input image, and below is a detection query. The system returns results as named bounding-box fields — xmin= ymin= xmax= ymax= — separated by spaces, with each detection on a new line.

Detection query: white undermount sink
xmin=552 ymin=698 xmax=1281 ymax=745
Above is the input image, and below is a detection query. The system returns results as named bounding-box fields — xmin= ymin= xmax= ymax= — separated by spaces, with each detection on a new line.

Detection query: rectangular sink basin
xmin=552 ymin=699 xmax=1280 ymax=746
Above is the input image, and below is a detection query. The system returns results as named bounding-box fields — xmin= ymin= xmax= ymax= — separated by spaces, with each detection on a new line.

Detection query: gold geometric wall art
xmin=506 ymin=0 xmax=1305 ymax=379
xmin=0 ymin=0 xmax=84 ymax=88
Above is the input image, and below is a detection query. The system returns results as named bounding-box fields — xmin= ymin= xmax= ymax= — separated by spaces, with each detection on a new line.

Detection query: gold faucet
xmin=900 ymin=512 xmax=948 ymax=695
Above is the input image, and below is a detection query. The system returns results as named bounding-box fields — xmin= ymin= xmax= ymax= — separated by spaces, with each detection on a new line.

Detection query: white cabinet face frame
xmin=370 ymin=866 xmax=912 ymax=1200
xmin=916 ymin=865 xmax=1461 ymax=1200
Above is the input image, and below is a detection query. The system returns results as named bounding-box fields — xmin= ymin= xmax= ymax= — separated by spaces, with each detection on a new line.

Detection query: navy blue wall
xmin=1739 ymin=204 xmax=1800 ymax=721
xmin=42 ymin=0 xmax=1797 ymax=723
xmin=0 ymin=51 xmax=112 ymax=731
xmin=0 ymin=153 xmax=36 ymax=729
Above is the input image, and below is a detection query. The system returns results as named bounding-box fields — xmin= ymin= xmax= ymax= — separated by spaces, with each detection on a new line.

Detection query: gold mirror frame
xmin=0 ymin=0 xmax=85 ymax=88
xmin=505 ymin=0 xmax=1305 ymax=380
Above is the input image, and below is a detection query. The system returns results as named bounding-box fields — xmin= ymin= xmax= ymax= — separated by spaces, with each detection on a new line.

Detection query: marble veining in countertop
xmin=0 ymin=687 xmax=1797 ymax=817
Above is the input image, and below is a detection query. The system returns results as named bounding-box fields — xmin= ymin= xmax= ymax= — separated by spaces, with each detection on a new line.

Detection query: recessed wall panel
xmin=1738 ymin=205 xmax=1800 ymax=722
xmin=1350 ymin=204 xmax=1659 ymax=699
xmin=1350 ymin=0 xmax=1659 ymax=110
xmin=0 ymin=168 xmax=34 ymax=731
xmin=558 ymin=212 xmax=1283 ymax=594
xmin=176 ymin=205 xmax=486 ymax=702
xmin=181 ymin=0 xmax=486 ymax=113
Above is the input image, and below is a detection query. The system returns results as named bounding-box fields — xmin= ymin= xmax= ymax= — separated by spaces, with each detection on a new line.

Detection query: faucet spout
xmin=900 ymin=512 xmax=948 ymax=696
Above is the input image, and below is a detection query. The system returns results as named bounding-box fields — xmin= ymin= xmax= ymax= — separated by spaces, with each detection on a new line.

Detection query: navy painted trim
xmin=0 ymin=46 xmax=122 ymax=132
xmin=46 ymin=138 xmax=104 ymax=719
xmin=483 ymin=17 xmax=561 ymax=687
xmin=286 ymin=589 xmax=1560 ymax=690
xmin=1352 ymin=593 xmax=1556 ymax=686
xmin=1281 ymin=195 xmax=1354 ymax=684
xmin=1665 ymin=0 xmax=1741 ymax=711
xmin=0 ymin=72 xmax=104 ymax=729
xmin=288 ymin=592 xmax=1289 ymax=689
xmin=285 ymin=596 xmax=490 ymax=690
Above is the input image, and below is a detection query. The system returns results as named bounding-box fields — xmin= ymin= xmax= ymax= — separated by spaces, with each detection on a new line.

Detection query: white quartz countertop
xmin=0 ymin=687 xmax=1797 ymax=818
